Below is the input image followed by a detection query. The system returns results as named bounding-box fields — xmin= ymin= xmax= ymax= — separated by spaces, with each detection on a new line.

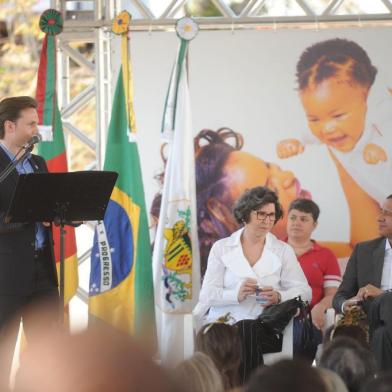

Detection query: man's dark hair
xmin=233 ymin=186 xmax=283 ymax=225
xmin=0 ymin=96 xmax=37 ymax=139
xmin=387 ymin=194 xmax=392 ymax=200
xmin=288 ymin=198 xmax=320 ymax=221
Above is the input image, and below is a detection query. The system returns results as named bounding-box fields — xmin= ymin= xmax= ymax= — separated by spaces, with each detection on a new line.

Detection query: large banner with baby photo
xmin=128 ymin=27 xmax=392 ymax=275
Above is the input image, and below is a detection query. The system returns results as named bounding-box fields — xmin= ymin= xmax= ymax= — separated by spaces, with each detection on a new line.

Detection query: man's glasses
xmin=255 ymin=210 xmax=276 ymax=221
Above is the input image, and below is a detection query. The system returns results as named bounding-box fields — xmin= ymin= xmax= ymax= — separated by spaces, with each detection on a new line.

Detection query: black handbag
xmin=235 ymin=319 xmax=283 ymax=383
xmin=293 ymin=300 xmax=317 ymax=361
xmin=236 ymin=319 xmax=283 ymax=355
xmin=257 ymin=296 xmax=303 ymax=334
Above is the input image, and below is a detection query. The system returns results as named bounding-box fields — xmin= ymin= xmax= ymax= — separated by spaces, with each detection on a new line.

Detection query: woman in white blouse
xmin=194 ymin=186 xmax=311 ymax=325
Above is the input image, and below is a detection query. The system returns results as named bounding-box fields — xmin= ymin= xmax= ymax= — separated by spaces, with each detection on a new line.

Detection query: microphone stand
xmin=53 ymin=203 xmax=68 ymax=323
xmin=0 ymin=145 xmax=33 ymax=184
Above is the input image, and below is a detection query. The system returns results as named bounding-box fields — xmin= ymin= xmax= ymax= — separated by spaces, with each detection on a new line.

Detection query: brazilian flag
xmin=89 ymin=67 xmax=156 ymax=346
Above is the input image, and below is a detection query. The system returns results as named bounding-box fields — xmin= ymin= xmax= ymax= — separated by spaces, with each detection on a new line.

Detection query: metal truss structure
xmin=128 ymin=0 xmax=392 ymax=30
xmin=52 ymin=0 xmax=392 ymax=306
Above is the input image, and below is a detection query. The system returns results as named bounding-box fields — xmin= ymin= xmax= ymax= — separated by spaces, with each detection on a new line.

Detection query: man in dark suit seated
xmin=0 ymin=96 xmax=59 ymax=387
xmin=333 ymin=194 xmax=392 ymax=370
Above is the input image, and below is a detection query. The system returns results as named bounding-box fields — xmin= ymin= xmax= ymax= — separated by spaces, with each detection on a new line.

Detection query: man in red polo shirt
xmin=286 ymin=198 xmax=341 ymax=361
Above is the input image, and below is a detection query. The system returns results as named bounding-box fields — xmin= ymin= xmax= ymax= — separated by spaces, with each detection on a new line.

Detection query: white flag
xmin=152 ymin=39 xmax=200 ymax=367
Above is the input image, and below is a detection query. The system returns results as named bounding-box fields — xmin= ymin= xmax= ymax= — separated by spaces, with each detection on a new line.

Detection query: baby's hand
xmin=276 ymin=139 xmax=304 ymax=159
xmin=363 ymin=143 xmax=387 ymax=164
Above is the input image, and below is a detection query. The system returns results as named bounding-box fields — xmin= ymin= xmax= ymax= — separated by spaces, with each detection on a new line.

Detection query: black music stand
xmin=5 ymin=170 xmax=118 ymax=322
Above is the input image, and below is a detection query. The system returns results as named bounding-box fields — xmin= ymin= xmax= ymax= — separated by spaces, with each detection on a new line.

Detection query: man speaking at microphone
xmin=0 ymin=96 xmax=58 ymax=385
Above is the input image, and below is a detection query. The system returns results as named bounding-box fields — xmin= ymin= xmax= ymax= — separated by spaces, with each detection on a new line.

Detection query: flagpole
xmin=58 ymin=219 xmax=66 ymax=321
xmin=54 ymin=203 xmax=68 ymax=323
xmin=37 ymin=9 xmax=80 ymax=312
xmin=51 ymin=179 xmax=75 ymax=325
xmin=153 ymin=16 xmax=200 ymax=367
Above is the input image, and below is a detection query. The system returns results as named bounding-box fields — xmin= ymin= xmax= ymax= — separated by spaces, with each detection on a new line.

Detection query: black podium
xmin=5 ymin=170 xmax=118 ymax=321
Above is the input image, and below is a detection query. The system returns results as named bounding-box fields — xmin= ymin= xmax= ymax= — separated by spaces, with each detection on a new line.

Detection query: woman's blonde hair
xmin=173 ymin=351 xmax=224 ymax=392
xmin=316 ymin=368 xmax=349 ymax=392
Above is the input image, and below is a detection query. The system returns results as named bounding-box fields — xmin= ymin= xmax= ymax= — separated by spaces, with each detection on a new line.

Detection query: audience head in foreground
xmin=319 ymin=336 xmax=377 ymax=392
xmin=173 ymin=351 xmax=224 ymax=392
xmin=14 ymin=324 xmax=181 ymax=392
xmin=245 ymin=359 xmax=328 ymax=392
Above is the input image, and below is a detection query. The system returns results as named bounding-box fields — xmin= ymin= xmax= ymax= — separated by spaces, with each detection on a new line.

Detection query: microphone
xmin=23 ymin=134 xmax=42 ymax=150
xmin=0 ymin=134 xmax=43 ymax=184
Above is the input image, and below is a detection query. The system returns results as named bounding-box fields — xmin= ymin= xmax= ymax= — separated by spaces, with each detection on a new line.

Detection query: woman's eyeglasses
xmin=255 ymin=211 xmax=276 ymax=221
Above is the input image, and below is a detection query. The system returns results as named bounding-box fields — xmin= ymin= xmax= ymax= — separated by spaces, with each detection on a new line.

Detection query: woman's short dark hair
xmin=289 ymin=198 xmax=320 ymax=222
xmin=0 ymin=96 xmax=37 ymax=139
xmin=296 ymin=38 xmax=377 ymax=91
xmin=196 ymin=323 xmax=242 ymax=390
xmin=233 ymin=186 xmax=283 ymax=225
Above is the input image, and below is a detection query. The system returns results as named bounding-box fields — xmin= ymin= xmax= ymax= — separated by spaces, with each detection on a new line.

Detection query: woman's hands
xmin=237 ymin=280 xmax=281 ymax=305
xmin=258 ymin=286 xmax=281 ymax=306
xmin=238 ymin=278 xmax=257 ymax=302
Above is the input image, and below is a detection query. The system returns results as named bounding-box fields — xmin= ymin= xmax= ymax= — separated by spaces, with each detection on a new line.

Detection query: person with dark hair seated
xmin=245 ymin=359 xmax=328 ymax=392
xmin=195 ymin=186 xmax=311 ymax=321
xmin=319 ymin=336 xmax=377 ymax=392
xmin=333 ymin=194 xmax=392 ymax=370
xmin=194 ymin=186 xmax=311 ymax=367
xmin=286 ymin=198 xmax=341 ymax=361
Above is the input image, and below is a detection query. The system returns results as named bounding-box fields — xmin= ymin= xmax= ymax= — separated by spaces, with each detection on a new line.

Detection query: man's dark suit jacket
xmin=333 ymin=237 xmax=386 ymax=313
xmin=0 ymin=147 xmax=58 ymax=295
